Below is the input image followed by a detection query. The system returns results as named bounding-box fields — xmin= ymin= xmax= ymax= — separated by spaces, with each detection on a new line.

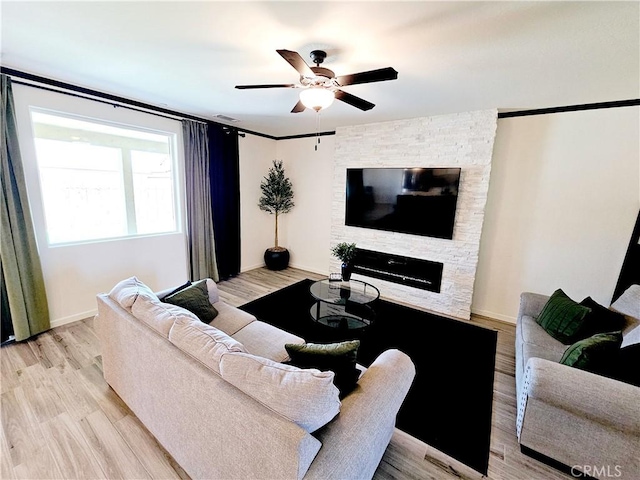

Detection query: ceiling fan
xmin=235 ymin=49 xmax=398 ymax=113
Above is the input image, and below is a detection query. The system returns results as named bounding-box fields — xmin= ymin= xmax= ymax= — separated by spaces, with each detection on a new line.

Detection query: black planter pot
xmin=264 ymin=248 xmax=290 ymax=270
xmin=341 ymin=262 xmax=353 ymax=281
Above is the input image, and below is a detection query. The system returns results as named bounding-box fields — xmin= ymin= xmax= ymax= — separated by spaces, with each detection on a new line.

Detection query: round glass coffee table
xmin=309 ymin=279 xmax=380 ymax=330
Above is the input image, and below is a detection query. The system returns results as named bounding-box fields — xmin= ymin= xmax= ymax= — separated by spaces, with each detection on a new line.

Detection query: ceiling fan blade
xmin=291 ymin=100 xmax=306 ymax=113
xmin=235 ymin=84 xmax=297 ymax=89
xmin=334 ymin=90 xmax=375 ymax=111
xmin=336 ymin=67 xmax=398 ymax=86
xmin=276 ymin=49 xmax=314 ymax=77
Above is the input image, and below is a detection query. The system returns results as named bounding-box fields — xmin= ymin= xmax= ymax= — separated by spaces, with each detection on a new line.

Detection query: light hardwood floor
xmin=0 ymin=267 xmax=575 ymax=480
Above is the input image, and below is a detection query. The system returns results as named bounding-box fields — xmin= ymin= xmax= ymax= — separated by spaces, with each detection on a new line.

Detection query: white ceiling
xmin=2 ymin=1 xmax=638 ymax=137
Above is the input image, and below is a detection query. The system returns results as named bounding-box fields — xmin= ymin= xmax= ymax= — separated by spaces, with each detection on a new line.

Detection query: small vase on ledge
xmin=331 ymin=242 xmax=357 ymax=282
xmin=341 ymin=263 xmax=353 ymax=281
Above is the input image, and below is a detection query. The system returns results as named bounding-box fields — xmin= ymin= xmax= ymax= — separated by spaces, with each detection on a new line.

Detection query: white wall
xmin=473 ymin=107 xmax=640 ymax=323
xmin=238 ymin=133 xmax=277 ymax=271
xmin=12 ymin=84 xmax=189 ymax=327
xmin=276 ymin=136 xmax=335 ymax=275
xmin=238 ymin=134 xmax=335 ymax=275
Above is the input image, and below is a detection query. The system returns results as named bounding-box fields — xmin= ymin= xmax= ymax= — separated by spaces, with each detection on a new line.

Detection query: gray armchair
xmin=515 ymin=285 xmax=640 ymax=480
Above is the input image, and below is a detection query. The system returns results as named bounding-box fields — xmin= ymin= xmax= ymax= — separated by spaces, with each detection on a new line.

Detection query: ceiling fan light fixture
xmin=299 ymin=88 xmax=335 ymax=111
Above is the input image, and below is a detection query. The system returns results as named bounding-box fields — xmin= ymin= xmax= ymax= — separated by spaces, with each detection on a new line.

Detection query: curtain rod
xmin=1 ymin=67 xmax=274 ymax=139
xmin=10 ymin=78 xmax=197 ymax=123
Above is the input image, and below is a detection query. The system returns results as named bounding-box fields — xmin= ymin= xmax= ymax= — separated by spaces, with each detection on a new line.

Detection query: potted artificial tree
xmin=259 ymin=160 xmax=294 ymax=270
xmin=331 ymin=242 xmax=357 ymax=281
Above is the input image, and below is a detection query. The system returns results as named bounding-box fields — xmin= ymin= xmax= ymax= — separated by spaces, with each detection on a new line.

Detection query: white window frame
xmin=28 ymin=107 xmax=182 ymax=247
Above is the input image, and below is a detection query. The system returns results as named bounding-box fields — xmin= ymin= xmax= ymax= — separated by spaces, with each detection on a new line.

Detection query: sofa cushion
xmin=285 ymin=341 xmax=361 ymax=397
xmin=219 ymin=351 xmax=341 ymax=433
xmin=560 ymin=331 xmax=623 ymax=375
xmin=516 ymin=315 xmax=566 ymax=393
xmin=209 ymin=301 xmax=256 ymax=336
xmin=168 ymin=316 xmax=246 ymax=374
xmin=536 ymin=289 xmax=591 ymax=344
xmin=521 ymin=335 xmax=567 ymax=365
xmin=232 ymin=321 xmax=304 ymax=362
xmin=520 ymin=314 xmax=566 ymax=350
xmin=109 ymin=276 xmax=157 ymax=309
xmin=131 ymin=294 xmax=199 ymax=338
xmin=163 ymin=279 xmax=219 ymax=323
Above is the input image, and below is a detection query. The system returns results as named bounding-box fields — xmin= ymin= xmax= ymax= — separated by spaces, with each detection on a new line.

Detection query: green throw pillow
xmin=159 ymin=281 xmax=192 ymax=301
xmin=578 ymin=296 xmax=626 ymax=337
xmin=611 ymin=343 xmax=640 ymax=387
xmin=285 ymin=341 xmax=361 ymax=397
xmin=560 ymin=331 xmax=623 ymax=375
xmin=536 ymin=289 xmax=592 ymax=344
xmin=163 ymin=279 xmax=218 ymax=323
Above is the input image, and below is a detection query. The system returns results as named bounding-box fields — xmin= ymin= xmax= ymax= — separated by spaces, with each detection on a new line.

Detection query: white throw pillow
xmin=219 ymin=351 xmax=341 ymax=433
xmin=108 ymin=276 xmax=157 ymax=310
xmin=168 ymin=316 xmax=246 ymax=374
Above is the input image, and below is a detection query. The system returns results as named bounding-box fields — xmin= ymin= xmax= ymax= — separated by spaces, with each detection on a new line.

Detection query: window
xmin=30 ymin=110 xmax=178 ymax=245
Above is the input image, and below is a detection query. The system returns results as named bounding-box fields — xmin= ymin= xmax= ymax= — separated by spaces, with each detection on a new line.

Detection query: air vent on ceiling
xmin=212 ymin=114 xmax=240 ymax=123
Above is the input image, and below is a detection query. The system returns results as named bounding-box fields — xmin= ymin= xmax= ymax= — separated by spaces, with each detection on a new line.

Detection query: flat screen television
xmin=345 ymin=167 xmax=461 ymax=239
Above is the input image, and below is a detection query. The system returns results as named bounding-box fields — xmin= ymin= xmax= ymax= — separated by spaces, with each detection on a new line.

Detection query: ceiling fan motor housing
xmin=309 ymin=50 xmax=327 ymax=65
xmin=304 ymin=51 xmax=335 ymax=87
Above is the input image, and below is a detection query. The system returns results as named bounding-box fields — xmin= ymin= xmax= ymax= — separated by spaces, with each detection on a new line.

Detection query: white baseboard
xmin=471 ymin=308 xmax=516 ymax=324
xmin=288 ymin=263 xmax=329 ymax=276
xmin=50 ymin=309 xmax=98 ymax=329
xmin=240 ymin=262 xmax=265 ymax=273
xmin=240 ymin=262 xmax=329 ymax=276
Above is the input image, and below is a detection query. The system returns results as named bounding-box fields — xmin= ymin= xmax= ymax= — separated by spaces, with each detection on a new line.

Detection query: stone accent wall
xmin=331 ymin=110 xmax=498 ymax=319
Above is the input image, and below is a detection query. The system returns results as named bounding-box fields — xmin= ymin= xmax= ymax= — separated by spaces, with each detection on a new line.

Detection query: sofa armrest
xmin=611 ymin=284 xmax=640 ymax=319
xmin=523 ymin=357 xmax=640 ymax=433
xmin=518 ymin=292 xmax=549 ymax=321
xmin=205 ymin=278 xmax=220 ymax=304
xmin=304 ymin=349 xmax=416 ymax=480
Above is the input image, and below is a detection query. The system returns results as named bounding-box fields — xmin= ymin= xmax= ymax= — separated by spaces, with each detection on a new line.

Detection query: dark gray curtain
xmin=182 ymin=120 xmax=219 ymax=281
xmin=1 ymin=74 xmax=50 ymax=341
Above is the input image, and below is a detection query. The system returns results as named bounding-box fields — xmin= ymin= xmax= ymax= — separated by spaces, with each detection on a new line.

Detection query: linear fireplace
xmin=352 ymin=248 xmax=443 ymax=293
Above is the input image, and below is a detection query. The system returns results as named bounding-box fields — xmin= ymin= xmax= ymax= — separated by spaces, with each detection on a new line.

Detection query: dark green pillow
xmin=560 ymin=331 xmax=623 ymax=375
xmin=285 ymin=341 xmax=361 ymax=397
xmin=536 ymin=289 xmax=592 ymax=344
xmin=578 ymin=297 xmax=626 ymax=337
xmin=163 ymin=279 xmax=218 ymax=323
xmin=611 ymin=343 xmax=640 ymax=387
xmin=159 ymin=280 xmax=192 ymax=301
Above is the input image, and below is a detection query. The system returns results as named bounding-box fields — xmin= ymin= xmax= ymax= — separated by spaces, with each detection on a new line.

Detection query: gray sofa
xmin=96 ymin=277 xmax=415 ymax=480
xmin=515 ymin=285 xmax=640 ymax=479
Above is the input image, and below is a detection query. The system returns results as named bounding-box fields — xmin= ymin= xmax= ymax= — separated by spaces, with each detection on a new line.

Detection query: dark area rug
xmin=239 ymin=279 xmax=497 ymax=475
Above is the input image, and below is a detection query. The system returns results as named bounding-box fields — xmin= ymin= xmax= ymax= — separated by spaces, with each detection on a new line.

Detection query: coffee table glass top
xmin=310 ymin=279 xmax=380 ymax=305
